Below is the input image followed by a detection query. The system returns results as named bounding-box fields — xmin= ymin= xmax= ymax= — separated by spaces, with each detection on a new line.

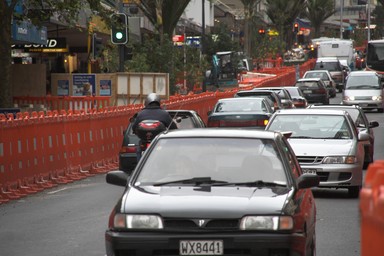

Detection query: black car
xmin=234 ymin=89 xmax=284 ymax=111
xmin=105 ymin=129 xmax=319 ymax=256
xmin=207 ymin=97 xmax=273 ymax=128
xmin=253 ymin=87 xmax=296 ymax=109
xmin=119 ymin=110 xmax=206 ymax=173
xmin=283 ymin=86 xmax=309 ymax=108
xmin=307 ymin=104 xmax=379 ymax=168
xmin=294 ymin=78 xmax=330 ymax=105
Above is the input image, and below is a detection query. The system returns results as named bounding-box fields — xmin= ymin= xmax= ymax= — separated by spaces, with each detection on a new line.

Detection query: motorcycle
xmin=135 ymin=119 xmax=167 ymax=154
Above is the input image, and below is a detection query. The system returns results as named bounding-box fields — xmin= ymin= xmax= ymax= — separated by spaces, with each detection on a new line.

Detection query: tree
xmin=264 ymin=0 xmax=305 ymax=55
xmin=137 ymin=0 xmax=191 ymax=42
xmin=304 ymin=0 xmax=335 ymax=38
xmin=241 ymin=0 xmax=261 ymax=56
xmin=0 ymin=0 xmax=111 ymax=108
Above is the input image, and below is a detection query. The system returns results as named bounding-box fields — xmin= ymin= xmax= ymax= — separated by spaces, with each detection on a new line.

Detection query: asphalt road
xmin=0 ymin=92 xmax=383 ymax=256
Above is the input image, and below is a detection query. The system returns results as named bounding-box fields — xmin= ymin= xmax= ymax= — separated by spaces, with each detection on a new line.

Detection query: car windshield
xmin=345 ymin=75 xmax=381 ymax=89
xmin=268 ymin=114 xmax=352 ymax=139
xmin=214 ymin=99 xmax=266 ymax=112
xmin=135 ymin=138 xmax=287 ymax=186
xmin=305 ymin=72 xmax=329 ymax=80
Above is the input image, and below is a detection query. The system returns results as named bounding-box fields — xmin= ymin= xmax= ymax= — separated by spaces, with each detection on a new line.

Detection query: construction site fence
xmin=0 ymin=59 xmax=315 ymax=204
xmin=360 ymin=160 xmax=384 ymax=256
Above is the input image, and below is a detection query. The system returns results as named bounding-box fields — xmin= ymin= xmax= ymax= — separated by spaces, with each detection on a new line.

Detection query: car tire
xmin=348 ymin=186 xmax=360 ymax=198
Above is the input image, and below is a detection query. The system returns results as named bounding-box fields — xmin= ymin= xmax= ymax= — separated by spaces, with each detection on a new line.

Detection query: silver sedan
xmin=266 ymin=108 xmax=369 ymax=198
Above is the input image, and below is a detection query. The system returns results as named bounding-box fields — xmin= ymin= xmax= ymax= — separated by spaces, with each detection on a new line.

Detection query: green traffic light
xmin=116 ymin=32 xmax=123 ymax=40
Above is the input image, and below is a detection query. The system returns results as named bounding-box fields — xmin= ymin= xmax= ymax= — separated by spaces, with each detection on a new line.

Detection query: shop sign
xmin=12 ymin=38 xmax=68 ymax=53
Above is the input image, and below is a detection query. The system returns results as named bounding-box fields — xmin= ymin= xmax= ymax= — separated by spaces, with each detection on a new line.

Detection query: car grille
xmin=164 ymin=218 xmax=239 ymax=231
xmin=353 ymin=96 xmax=373 ymax=100
xmin=297 ymin=156 xmax=324 ymax=164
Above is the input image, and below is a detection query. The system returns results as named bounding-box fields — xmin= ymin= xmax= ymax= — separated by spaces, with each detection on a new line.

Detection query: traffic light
xmin=92 ymin=34 xmax=103 ymax=58
xmin=258 ymin=28 xmax=265 ymax=35
xmin=111 ymin=13 xmax=128 ymax=44
xmin=293 ymin=23 xmax=299 ymax=33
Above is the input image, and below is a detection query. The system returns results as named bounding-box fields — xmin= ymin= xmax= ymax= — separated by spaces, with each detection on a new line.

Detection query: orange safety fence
xmin=360 ymin=160 xmax=384 ymax=256
xmin=0 ymin=61 xmax=315 ymax=204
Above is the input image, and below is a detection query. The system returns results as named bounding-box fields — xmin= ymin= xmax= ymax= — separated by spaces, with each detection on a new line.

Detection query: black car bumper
xmin=105 ymin=231 xmax=307 ymax=256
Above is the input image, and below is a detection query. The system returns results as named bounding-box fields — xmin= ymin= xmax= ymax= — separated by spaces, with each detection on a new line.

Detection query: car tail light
xmin=315 ymin=88 xmax=327 ymax=94
xmin=207 ymin=120 xmax=220 ymax=127
xmin=120 ymin=144 xmax=137 ymax=154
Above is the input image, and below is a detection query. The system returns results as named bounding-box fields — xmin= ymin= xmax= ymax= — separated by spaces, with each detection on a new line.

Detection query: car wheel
xmin=348 ymin=186 xmax=360 ymax=198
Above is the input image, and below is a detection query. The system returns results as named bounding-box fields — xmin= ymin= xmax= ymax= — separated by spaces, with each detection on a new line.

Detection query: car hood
xmin=120 ymin=186 xmax=291 ymax=218
xmin=288 ymin=139 xmax=353 ymax=155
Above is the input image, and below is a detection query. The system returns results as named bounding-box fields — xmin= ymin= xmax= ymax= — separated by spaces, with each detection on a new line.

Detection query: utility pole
xmin=367 ymin=0 xmax=371 ymax=41
xmin=340 ymin=0 xmax=344 ymax=39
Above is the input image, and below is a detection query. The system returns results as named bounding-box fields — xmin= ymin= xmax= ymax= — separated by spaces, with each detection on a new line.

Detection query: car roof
xmin=217 ymin=97 xmax=266 ymax=102
xmin=308 ymin=104 xmax=361 ymax=110
xmin=296 ymin=77 xmax=322 ymax=82
xmin=304 ymin=70 xmax=331 ymax=74
xmin=347 ymin=71 xmax=377 ymax=76
xmin=273 ymin=108 xmax=347 ymax=116
xmin=160 ymin=128 xmax=280 ymax=140
xmin=316 ymin=57 xmax=339 ymax=62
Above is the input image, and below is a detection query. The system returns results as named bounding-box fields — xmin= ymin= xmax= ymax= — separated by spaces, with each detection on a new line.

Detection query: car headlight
xmin=372 ymin=95 xmax=382 ymax=101
xmin=113 ymin=214 xmax=164 ymax=229
xmin=344 ymin=95 xmax=355 ymax=101
xmin=240 ymin=216 xmax=293 ymax=230
xmin=322 ymin=156 xmax=356 ymax=164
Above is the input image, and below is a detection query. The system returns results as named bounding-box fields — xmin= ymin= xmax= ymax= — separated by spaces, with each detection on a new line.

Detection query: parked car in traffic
xmin=302 ymin=70 xmax=337 ymax=98
xmin=308 ymin=104 xmax=379 ymax=168
xmin=294 ymin=78 xmax=330 ymax=105
xmin=313 ymin=57 xmax=347 ymax=92
xmin=234 ymin=89 xmax=283 ymax=111
xmin=105 ymin=128 xmax=319 ymax=256
xmin=207 ymin=97 xmax=273 ymax=128
xmin=253 ymin=87 xmax=296 ymax=108
xmin=283 ymin=86 xmax=309 ymax=108
xmin=266 ymin=108 xmax=369 ymax=198
xmin=342 ymin=71 xmax=384 ymax=113
xmin=119 ymin=110 xmax=206 ymax=173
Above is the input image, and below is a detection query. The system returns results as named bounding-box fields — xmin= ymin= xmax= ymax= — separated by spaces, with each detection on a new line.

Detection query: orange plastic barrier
xmin=0 ymin=60 xmax=315 ymax=204
xmin=360 ymin=160 xmax=384 ymax=255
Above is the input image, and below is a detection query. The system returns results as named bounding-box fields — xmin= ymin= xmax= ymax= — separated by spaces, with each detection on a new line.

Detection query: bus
xmin=366 ymin=39 xmax=384 ymax=75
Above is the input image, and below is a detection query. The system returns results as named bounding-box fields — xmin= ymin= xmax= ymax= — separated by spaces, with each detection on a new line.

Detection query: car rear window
xmin=296 ymin=82 xmax=319 ymax=88
xmin=314 ymin=62 xmax=342 ymax=71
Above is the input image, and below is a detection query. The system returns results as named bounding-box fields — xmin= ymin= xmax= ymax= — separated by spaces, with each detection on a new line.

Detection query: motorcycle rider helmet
xmin=145 ymin=93 xmax=161 ymax=107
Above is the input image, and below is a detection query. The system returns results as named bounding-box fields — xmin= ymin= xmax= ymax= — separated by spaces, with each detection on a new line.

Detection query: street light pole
xmin=367 ymin=1 xmax=371 ymax=41
xmin=340 ymin=0 xmax=344 ymax=39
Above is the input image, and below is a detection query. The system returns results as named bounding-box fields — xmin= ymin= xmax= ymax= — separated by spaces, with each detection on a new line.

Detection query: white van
xmin=342 ymin=71 xmax=384 ymax=113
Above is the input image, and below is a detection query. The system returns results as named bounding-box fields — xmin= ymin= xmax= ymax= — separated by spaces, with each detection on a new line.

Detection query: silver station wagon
xmin=266 ymin=108 xmax=369 ymax=198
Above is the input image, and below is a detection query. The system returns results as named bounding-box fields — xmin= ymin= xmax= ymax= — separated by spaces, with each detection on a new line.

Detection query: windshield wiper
xmin=213 ymin=180 xmax=287 ymax=187
xmin=153 ymin=177 xmax=228 ymax=186
xmin=290 ymin=136 xmax=313 ymax=139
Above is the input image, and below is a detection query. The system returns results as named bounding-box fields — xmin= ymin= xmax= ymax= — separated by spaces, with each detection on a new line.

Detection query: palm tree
xmin=241 ymin=0 xmax=261 ymax=56
xmin=305 ymin=0 xmax=335 ymax=38
xmin=138 ymin=0 xmax=191 ymax=43
xmin=264 ymin=0 xmax=305 ymax=54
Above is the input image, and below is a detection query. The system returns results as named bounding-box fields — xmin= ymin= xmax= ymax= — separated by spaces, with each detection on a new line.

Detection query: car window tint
xmin=135 ymin=138 xmax=287 ymax=184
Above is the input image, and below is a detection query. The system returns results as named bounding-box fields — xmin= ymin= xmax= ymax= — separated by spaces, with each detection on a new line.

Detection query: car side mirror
xmin=297 ymin=173 xmax=320 ymax=189
xmin=369 ymin=121 xmax=379 ymax=128
xmin=106 ymin=170 xmax=130 ymax=187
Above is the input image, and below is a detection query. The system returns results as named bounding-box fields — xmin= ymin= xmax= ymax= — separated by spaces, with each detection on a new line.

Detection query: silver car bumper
xmin=300 ymin=163 xmax=363 ymax=187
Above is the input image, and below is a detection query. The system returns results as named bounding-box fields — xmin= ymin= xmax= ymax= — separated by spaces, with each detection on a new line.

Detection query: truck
xmin=316 ymin=39 xmax=355 ymax=70
xmin=204 ymin=51 xmax=251 ymax=90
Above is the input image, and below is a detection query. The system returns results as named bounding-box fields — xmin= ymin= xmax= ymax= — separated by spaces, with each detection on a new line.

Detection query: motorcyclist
xmin=132 ymin=93 xmax=177 ymax=160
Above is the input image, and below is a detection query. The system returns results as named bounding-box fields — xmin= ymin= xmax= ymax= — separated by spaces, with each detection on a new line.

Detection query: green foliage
xmin=125 ymin=35 xmax=208 ymax=94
